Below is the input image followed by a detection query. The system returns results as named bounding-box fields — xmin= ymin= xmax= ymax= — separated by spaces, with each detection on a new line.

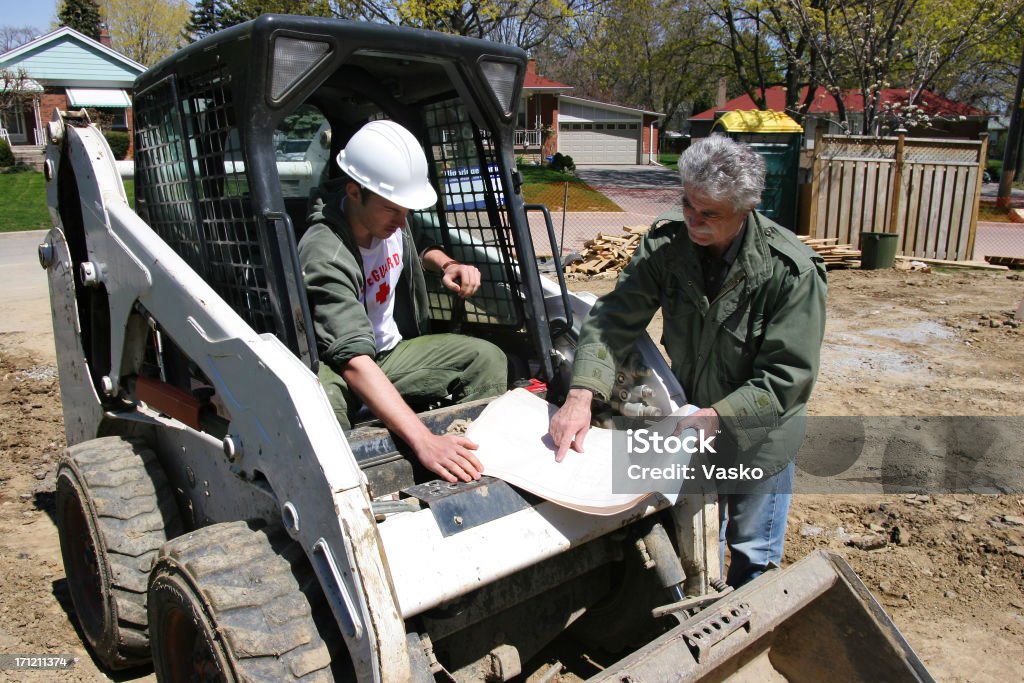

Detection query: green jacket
xmin=571 ymin=210 xmax=827 ymax=472
xmin=298 ymin=183 xmax=435 ymax=369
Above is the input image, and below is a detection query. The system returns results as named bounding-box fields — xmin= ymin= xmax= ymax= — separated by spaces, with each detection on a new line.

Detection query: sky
xmin=2 ymin=1 xmax=196 ymax=36
xmin=2 ymin=0 xmax=61 ymax=34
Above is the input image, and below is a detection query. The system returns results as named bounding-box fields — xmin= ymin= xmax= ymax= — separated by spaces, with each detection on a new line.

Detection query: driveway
xmin=574 ymin=165 xmax=681 ymax=190
xmin=532 ymin=165 xmax=681 ymax=255
xmin=0 ymin=229 xmax=55 ymax=361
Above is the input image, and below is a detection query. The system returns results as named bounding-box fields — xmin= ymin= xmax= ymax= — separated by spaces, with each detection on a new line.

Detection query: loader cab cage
xmin=132 ymin=15 xmax=552 ymax=378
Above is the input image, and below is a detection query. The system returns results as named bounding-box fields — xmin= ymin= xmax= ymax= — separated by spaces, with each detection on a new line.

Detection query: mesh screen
xmin=903 ymin=141 xmax=980 ymax=164
xmin=134 ymin=67 xmax=277 ymax=336
xmin=821 ymin=137 xmax=897 ymax=160
xmin=417 ymin=99 xmax=522 ymax=329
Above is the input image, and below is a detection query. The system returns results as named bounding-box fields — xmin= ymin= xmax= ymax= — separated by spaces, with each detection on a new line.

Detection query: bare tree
xmin=0 ymin=67 xmax=36 ymax=118
xmin=0 ymin=26 xmax=39 ymax=52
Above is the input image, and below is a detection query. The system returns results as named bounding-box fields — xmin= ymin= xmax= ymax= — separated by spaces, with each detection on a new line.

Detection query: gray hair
xmin=678 ymin=134 xmax=765 ymax=212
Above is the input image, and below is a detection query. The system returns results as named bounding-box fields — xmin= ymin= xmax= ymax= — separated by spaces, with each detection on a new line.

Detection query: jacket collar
xmin=732 ymin=211 xmax=775 ymax=291
xmin=661 ymin=208 xmax=776 ymax=292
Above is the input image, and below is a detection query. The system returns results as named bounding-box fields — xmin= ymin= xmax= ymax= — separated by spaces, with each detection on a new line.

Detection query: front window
xmin=0 ymin=105 xmax=25 ymax=137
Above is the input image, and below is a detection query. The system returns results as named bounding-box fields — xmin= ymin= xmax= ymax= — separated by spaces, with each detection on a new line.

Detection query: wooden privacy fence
xmin=808 ymin=133 xmax=988 ymax=261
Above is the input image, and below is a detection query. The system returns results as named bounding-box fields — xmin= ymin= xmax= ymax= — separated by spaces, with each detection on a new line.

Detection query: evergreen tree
xmin=58 ymin=0 xmax=103 ymax=40
xmin=182 ymin=0 xmax=225 ymax=43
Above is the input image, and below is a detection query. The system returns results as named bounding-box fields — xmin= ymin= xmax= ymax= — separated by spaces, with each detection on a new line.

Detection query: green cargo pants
xmin=318 ymin=333 xmax=508 ymax=430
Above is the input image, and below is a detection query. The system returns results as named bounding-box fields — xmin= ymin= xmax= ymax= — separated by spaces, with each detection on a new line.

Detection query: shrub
xmin=986 ymin=159 xmax=1002 ymax=182
xmin=103 ymin=131 xmax=131 ymax=160
xmin=548 ymin=152 xmax=576 ymax=175
xmin=0 ymin=139 xmax=14 ymax=167
xmin=1 ymin=162 xmax=34 ymax=174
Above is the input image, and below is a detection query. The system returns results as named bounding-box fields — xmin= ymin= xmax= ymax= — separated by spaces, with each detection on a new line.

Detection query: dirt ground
xmin=0 ymin=265 xmax=1022 ymax=681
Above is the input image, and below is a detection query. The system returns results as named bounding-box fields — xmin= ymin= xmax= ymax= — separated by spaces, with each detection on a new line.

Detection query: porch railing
xmin=514 ymin=129 xmax=541 ymax=147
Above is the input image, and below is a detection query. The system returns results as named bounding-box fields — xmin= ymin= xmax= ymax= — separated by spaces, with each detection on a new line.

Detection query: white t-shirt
xmin=359 ymin=231 xmax=404 ymax=353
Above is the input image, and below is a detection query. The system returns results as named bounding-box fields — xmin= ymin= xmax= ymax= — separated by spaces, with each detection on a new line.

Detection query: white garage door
xmin=559 ymin=122 xmax=640 ymax=164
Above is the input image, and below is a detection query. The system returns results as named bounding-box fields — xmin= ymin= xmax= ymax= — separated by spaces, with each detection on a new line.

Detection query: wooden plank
xmin=926 ymin=165 xmax=944 ymax=259
xmin=934 ymin=166 xmax=952 ymax=260
xmin=874 ymin=160 xmax=890 ymax=233
xmin=905 ymin=166 xmax=929 ymax=258
xmin=985 ymin=255 xmax=1024 ymax=268
xmin=808 ymin=129 xmax=823 ymax=239
xmin=827 ymin=159 xmax=843 ymax=242
xmin=947 ymin=165 xmax=968 ymax=261
xmin=864 ymin=161 xmax=880 ymax=231
xmin=851 ymin=160 xmax=866 ymax=235
xmin=966 ymin=136 xmax=988 ymax=260
xmin=894 ymin=255 xmax=1008 ymax=270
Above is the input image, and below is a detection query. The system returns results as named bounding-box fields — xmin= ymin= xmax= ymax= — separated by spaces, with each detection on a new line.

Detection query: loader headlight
xmin=271 ymin=36 xmax=331 ymax=102
xmin=478 ymin=58 xmax=519 ymax=119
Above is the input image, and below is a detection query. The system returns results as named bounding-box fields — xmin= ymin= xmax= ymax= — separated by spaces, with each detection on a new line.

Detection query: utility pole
xmin=997 ymin=40 xmax=1024 ymax=208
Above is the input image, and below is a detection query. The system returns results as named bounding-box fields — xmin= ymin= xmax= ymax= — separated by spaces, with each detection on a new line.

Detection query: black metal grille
xmin=418 ymin=99 xmax=522 ymax=329
xmin=134 ymin=66 xmax=276 ymax=336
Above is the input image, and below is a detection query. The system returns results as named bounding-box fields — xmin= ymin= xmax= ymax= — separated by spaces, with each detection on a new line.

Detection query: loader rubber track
xmin=56 ymin=436 xmax=182 ymax=669
xmin=148 ymin=521 xmax=335 ymax=682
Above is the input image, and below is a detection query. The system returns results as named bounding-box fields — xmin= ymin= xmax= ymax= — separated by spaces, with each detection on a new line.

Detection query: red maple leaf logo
xmin=375 ymin=282 xmax=390 ymax=305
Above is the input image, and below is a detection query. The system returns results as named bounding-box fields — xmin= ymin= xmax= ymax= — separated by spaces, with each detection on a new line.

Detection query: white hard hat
xmin=335 ymin=120 xmax=438 ymax=210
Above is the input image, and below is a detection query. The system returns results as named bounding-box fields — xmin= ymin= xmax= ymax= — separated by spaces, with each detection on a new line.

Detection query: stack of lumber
xmin=985 ymin=255 xmax=1024 ymax=270
xmin=798 ymin=236 xmax=861 ymax=269
xmin=565 ymin=225 xmax=648 ymax=274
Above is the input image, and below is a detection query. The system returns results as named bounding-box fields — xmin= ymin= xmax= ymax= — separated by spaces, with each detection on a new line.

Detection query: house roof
xmin=690 ymin=86 xmax=984 ymax=121
xmin=523 ymin=60 xmax=571 ymax=91
xmin=561 ymin=95 xmax=663 ymax=118
xmin=0 ymin=26 xmax=145 ymax=86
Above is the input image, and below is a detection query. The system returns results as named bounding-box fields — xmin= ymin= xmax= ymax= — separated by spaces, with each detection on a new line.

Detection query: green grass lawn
xmin=658 ymin=152 xmax=680 ymax=170
xmin=0 ymin=172 xmax=51 ymax=232
xmin=0 ymin=172 xmax=134 ymax=233
xmin=519 ymin=166 xmax=621 ymax=212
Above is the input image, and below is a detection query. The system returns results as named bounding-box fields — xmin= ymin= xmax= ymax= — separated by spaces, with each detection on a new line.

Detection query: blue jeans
xmin=718 ymin=461 xmax=794 ymax=587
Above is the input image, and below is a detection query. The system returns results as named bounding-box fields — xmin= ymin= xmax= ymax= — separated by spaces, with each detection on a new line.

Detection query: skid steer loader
xmin=40 ymin=14 xmax=933 ymax=682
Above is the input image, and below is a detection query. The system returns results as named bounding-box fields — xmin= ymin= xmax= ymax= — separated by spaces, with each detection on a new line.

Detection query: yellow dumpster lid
xmin=713 ymin=110 xmax=803 ymax=133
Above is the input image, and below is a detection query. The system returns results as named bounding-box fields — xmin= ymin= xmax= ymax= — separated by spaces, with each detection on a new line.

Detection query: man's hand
xmin=441 ymin=263 xmax=482 ymax=299
xmin=341 ymin=355 xmax=484 ymax=483
xmin=414 ymin=433 xmax=484 ymax=483
xmin=671 ymin=407 xmax=720 ymax=438
xmin=548 ymin=388 xmax=594 ymax=462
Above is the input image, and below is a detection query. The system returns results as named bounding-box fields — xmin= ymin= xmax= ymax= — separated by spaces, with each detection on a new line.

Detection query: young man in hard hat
xmin=299 ymin=120 xmax=507 ymax=484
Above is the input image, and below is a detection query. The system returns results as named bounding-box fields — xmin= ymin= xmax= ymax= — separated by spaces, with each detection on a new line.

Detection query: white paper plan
xmin=467 ymin=389 xmax=698 ymax=515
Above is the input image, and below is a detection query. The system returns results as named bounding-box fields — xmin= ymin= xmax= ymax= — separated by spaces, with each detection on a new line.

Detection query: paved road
xmin=980 ymin=181 xmax=1024 ymax=207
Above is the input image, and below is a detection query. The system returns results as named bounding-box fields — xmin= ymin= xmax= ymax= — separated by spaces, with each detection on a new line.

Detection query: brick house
xmin=689 ymin=85 xmax=987 ymax=143
xmin=518 ymin=60 xmax=662 ymax=165
xmin=0 ymin=26 xmax=144 ymax=157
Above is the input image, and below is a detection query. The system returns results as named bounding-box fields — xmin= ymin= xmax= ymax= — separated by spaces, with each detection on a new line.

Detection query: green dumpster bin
xmin=714 ymin=110 xmax=803 ymax=231
xmin=860 ymin=232 xmax=899 ymax=269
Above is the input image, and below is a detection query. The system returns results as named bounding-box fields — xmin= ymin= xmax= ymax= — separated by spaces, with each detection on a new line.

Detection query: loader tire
xmin=56 ymin=436 xmax=183 ymax=670
xmin=148 ymin=521 xmax=336 ymax=682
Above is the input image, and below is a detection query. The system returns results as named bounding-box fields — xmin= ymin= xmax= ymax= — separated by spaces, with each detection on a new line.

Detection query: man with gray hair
xmin=549 ymin=135 xmax=827 ymax=586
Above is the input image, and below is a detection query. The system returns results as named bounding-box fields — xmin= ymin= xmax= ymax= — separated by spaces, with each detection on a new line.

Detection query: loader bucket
xmin=592 ymin=550 xmax=933 ymax=682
